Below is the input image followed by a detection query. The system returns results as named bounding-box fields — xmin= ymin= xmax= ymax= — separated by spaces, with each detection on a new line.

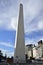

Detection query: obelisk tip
xmin=20 ymin=3 xmax=23 ymax=7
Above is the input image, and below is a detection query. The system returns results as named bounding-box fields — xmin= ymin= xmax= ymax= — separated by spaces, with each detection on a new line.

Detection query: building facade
xmin=25 ymin=43 xmax=43 ymax=59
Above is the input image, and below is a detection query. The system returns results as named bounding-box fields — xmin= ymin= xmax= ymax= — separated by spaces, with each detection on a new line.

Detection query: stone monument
xmin=14 ymin=4 xmax=26 ymax=63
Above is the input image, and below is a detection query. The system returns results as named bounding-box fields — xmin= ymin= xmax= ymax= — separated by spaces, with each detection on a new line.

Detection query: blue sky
xmin=0 ymin=0 xmax=43 ymax=57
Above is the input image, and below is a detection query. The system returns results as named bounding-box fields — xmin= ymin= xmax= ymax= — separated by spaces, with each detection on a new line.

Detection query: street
xmin=0 ymin=63 xmax=43 ymax=65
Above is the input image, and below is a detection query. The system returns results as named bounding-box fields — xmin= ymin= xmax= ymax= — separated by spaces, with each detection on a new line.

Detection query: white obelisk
xmin=14 ymin=4 xmax=26 ymax=63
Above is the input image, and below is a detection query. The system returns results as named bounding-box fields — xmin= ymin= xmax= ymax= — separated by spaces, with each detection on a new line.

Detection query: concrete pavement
xmin=0 ymin=63 xmax=43 ymax=65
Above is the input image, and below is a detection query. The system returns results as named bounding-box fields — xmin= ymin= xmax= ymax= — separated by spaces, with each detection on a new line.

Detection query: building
xmin=33 ymin=46 xmax=42 ymax=59
xmin=38 ymin=40 xmax=43 ymax=57
xmin=25 ymin=44 xmax=35 ymax=59
xmin=38 ymin=40 xmax=43 ymax=47
xmin=25 ymin=43 xmax=42 ymax=59
xmin=33 ymin=47 xmax=38 ymax=58
xmin=38 ymin=46 xmax=42 ymax=58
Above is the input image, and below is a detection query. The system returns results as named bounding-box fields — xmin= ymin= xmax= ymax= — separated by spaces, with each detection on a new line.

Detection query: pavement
xmin=0 ymin=62 xmax=43 ymax=65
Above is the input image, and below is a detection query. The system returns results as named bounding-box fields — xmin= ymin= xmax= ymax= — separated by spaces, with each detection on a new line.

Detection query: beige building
xmin=33 ymin=46 xmax=42 ymax=59
xmin=25 ymin=44 xmax=34 ymax=59
xmin=38 ymin=46 xmax=42 ymax=58
xmin=25 ymin=43 xmax=42 ymax=59
xmin=33 ymin=47 xmax=38 ymax=58
xmin=38 ymin=40 xmax=43 ymax=57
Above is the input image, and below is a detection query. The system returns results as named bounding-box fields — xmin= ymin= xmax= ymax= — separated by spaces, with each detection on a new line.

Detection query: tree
xmin=0 ymin=50 xmax=3 ymax=62
xmin=25 ymin=54 xmax=28 ymax=62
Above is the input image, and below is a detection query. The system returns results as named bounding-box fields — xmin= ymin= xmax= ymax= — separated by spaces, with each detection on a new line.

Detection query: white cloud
xmin=38 ymin=20 xmax=43 ymax=30
xmin=0 ymin=20 xmax=6 ymax=28
xmin=0 ymin=48 xmax=8 ymax=56
xmin=18 ymin=0 xmax=43 ymax=34
xmin=0 ymin=0 xmax=43 ymax=50
xmin=25 ymin=19 xmax=43 ymax=34
xmin=0 ymin=17 xmax=18 ymax=30
xmin=23 ymin=0 xmax=43 ymax=33
xmin=25 ymin=36 xmax=43 ymax=47
xmin=0 ymin=20 xmax=3 ymax=26
xmin=0 ymin=48 xmax=8 ymax=53
xmin=10 ymin=17 xmax=18 ymax=30
xmin=0 ymin=42 xmax=14 ymax=57
xmin=0 ymin=0 xmax=42 ymax=31
xmin=7 ymin=52 xmax=14 ymax=57
xmin=21 ymin=0 xmax=43 ymax=20
xmin=0 ymin=42 xmax=14 ymax=48
xmin=0 ymin=0 xmax=43 ymax=32
xmin=39 ymin=37 xmax=43 ymax=41
xmin=25 ymin=38 xmax=37 ymax=46
xmin=0 ymin=48 xmax=14 ymax=57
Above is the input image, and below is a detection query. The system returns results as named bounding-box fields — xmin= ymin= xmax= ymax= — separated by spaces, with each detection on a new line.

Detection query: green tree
xmin=0 ymin=50 xmax=3 ymax=62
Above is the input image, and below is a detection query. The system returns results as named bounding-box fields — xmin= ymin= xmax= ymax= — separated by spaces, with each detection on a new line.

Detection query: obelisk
xmin=14 ymin=4 xmax=26 ymax=63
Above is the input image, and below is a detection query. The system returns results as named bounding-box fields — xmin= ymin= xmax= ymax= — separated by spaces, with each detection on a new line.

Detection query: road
xmin=0 ymin=63 xmax=43 ymax=65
